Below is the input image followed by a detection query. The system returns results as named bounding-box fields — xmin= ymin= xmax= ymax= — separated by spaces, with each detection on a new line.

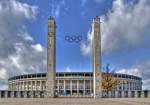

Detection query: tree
xmin=102 ymin=64 xmax=121 ymax=97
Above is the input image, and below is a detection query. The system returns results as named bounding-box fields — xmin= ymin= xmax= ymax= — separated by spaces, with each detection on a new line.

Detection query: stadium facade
xmin=7 ymin=16 xmax=144 ymax=98
xmin=8 ymin=72 xmax=142 ymax=97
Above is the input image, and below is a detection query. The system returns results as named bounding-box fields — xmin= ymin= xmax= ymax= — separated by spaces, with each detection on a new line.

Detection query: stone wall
xmin=0 ymin=90 xmax=150 ymax=98
xmin=0 ymin=91 xmax=47 ymax=98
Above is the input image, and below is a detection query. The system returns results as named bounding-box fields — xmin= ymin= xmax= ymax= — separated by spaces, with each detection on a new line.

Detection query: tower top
xmin=48 ymin=16 xmax=55 ymax=20
xmin=93 ymin=16 xmax=100 ymax=23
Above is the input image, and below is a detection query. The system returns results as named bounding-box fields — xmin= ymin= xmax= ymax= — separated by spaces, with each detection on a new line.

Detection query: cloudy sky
xmin=0 ymin=0 xmax=150 ymax=90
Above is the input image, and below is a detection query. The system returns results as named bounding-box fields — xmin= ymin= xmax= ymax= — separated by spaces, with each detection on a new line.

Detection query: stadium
xmin=3 ymin=16 xmax=148 ymax=98
xmin=8 ymin=72 xmax=142 ymax=97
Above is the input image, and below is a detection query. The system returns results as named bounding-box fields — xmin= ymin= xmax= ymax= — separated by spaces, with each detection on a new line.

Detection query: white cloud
xmin=66 ymin=66 xmax=71 ymax=72
xmin=0 ymin=0 xmax=46 ymax=89
xmin=31 ymin=44 xmax=43 ymax=52
xmin=81 ymin=0 xmax=150 ymax=55
xmin=102 ymin=0 xmax=150 ymax=54
xmin=80 ymin=30 xmax=93 ymax=56
xmin=0 ymin=68 xmax=8 ymax=80
xmin=51 ymin=0 xmax=65 ymax=18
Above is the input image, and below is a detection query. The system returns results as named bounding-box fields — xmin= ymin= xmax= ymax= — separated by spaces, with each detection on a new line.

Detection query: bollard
xmin=148 ymin=90 xmax=150 ymax=98
xmin=115 ymin=91 xmax=118 ymax=98
xmin=5 ymin=91 xmax=7 ymax=98
xmin=127 ymin=91 xmax=130 ymax=98
xmin=121 ymin=91 xmax=124 ymax=98
xmin=0 ymin=91 xmax=1 ymax=98
xmin=17 ymin=91 xmax=21 ymax=98
xmin=11 ymin=91 xmax=14 ymax=98
xmin=24 ymin=91 xmax=27 ymax=98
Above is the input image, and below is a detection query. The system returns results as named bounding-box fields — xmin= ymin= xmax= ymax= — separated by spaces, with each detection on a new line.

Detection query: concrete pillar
xmin=130 ymin=82 xmax=131 ymax=91
xmin=70 ymin=80 xmax=72 ymax=96
xmin=31 ymin=81 xmax=33 ymax=91
xmin=23 ymin=82 xmax=25 ymax=91
xmin=122 ymin=91 xmax=125 ymax=98
xmin=108 ymin=91 xmax=111 ymax=98
xmin=77 ymin=80 xmax=79 ymax=95
xmin=17 ymin=91 xmax=21 ymax=98
xmin=148 ymin=90 xmax=150 ymax=98
xmin=90 ymin=79 xmax=92 ymax=95
xmin=0 ymin=91 xmax=1 ymax=98
xmin=141 ymin=91 xmax=145 ymax=98
xmin=23 ymin=91 xmax=27 ymax=98
xmin=122 ymin=83 xmax=124 ymax=91
xmin=11 ymin=91 xmax=14 ymax=98
xmin=5 ymin=91 xmax=7 ymax=98
xmin=58 ymin=80 xmax=59 ymax=94
xmin=27 ymin=81 xmax=31 ymax=91
xmin=128 ymin=91 xmax=131 ymax=98
xmin=17 ymin=82 xmax=19 ymax=91
xmin=133 ymin=82 xmax=135 ymax=90
xmin=115 ymin=91 xmax=118 ymax=98
xmin=83 ymin=80 xmax=85 ymax=95
xmin=40 ymin=81 xmax=42 ymax=91
xmin=35 ymin=81 xmax=37 ymax=91
xmin=28 ymin=91 xmax=33 ymax=98
xmin=134 ymin=91 xmax=138 ymax=98
xmin=64 ymin=80 xmax=66 ymax=94
xmin=47 ymin=16 xmax=56 ymax=98
xmin=92 ymin=16 xmax=102 ymax=98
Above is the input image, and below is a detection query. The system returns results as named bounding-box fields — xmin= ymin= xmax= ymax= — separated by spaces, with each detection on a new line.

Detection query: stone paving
xmin=0 ymin=98 xmax=150 ymax=105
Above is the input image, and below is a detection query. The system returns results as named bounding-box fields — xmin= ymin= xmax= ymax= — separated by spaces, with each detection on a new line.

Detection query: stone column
xmin=90 ymin=79 xmax=92 ymax=95
xmin=148 ymin=90 xmax=150 ymax=98
xmin=58 ymin=80 xmax=59 ymax=94
xmin=16 ymin=81 xmax=19 ymax=91
xmin=134 ymin=91 xmax=138 ymax=98
xmin=47 ymin=16 xmax=56 ymax=98
xmin=23 ymin=82 xmax=25 ymax=91
xmin=115 ymin=91 xmax=118 ymax=98
xmin=40 ymin=81 xmax=42 ymax=91
xmin=70 ymin=80 xmax=72 ymax=96
xmin=77 ymin=80 xmax=79 ymax=95
xmin=121 ymin=83 xmax=124 ymax=91
xmin=35 ymin=81 xmax=37 ymax=91
xmin=17 ymin=91 xmax=21 ymax=98
xmin=0 ymin=91 xmax=1 ymax=98
xmin=133 ymin=82 xmax=135 ymax=90
xmin=128 ymin=91 xmax=131 ymax=98
xmin=11 ymin=91 xmax=14 ymax=98
xmin=64 ymin=80 xmax=66 ymax=94
xmin=83 ymin=80 xmax=85 ymax=96
xmin=5 ymin=91 xmax=7 ymax=98
xmin=141 ymin=91 xmax=145 ymax=98
xmin=31 ymin=81 xmax=33 ymax=91
xmin=122 ymin=91 xmax=124 ymax=98
xmin=92 ymin=16 xmax=102 ymax=98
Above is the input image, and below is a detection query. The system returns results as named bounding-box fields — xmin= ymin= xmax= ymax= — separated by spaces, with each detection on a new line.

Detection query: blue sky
xmin=18 ymin=0 xmax=114 ymax=72
xmin=0 ymin=0 xmax=150 ymax=89
xmin=18 ymin=0 xmax=149 ymax=72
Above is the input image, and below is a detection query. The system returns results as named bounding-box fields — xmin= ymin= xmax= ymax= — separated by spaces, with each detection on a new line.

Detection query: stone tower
xmin=47 ymin=16 xmax=56 ymax=98
xmin=92 ymin=16 xmax=102 ymax=98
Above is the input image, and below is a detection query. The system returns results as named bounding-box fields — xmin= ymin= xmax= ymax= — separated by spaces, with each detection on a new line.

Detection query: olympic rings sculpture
xmin=65 ymin=35 xmax=83 ymax=43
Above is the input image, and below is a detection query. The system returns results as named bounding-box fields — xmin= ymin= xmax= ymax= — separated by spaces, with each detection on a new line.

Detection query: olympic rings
xmin=65 ymin=35 xmax=82 ymax=43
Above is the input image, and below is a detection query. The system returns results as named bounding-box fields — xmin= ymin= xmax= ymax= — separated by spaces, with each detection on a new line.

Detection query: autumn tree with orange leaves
xmin=102 ymin=64 xmax=122 ymax=97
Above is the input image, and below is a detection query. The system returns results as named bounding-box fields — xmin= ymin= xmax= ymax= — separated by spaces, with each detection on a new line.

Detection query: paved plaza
xmin=0 ymin=98 xmax=150 ymax=105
